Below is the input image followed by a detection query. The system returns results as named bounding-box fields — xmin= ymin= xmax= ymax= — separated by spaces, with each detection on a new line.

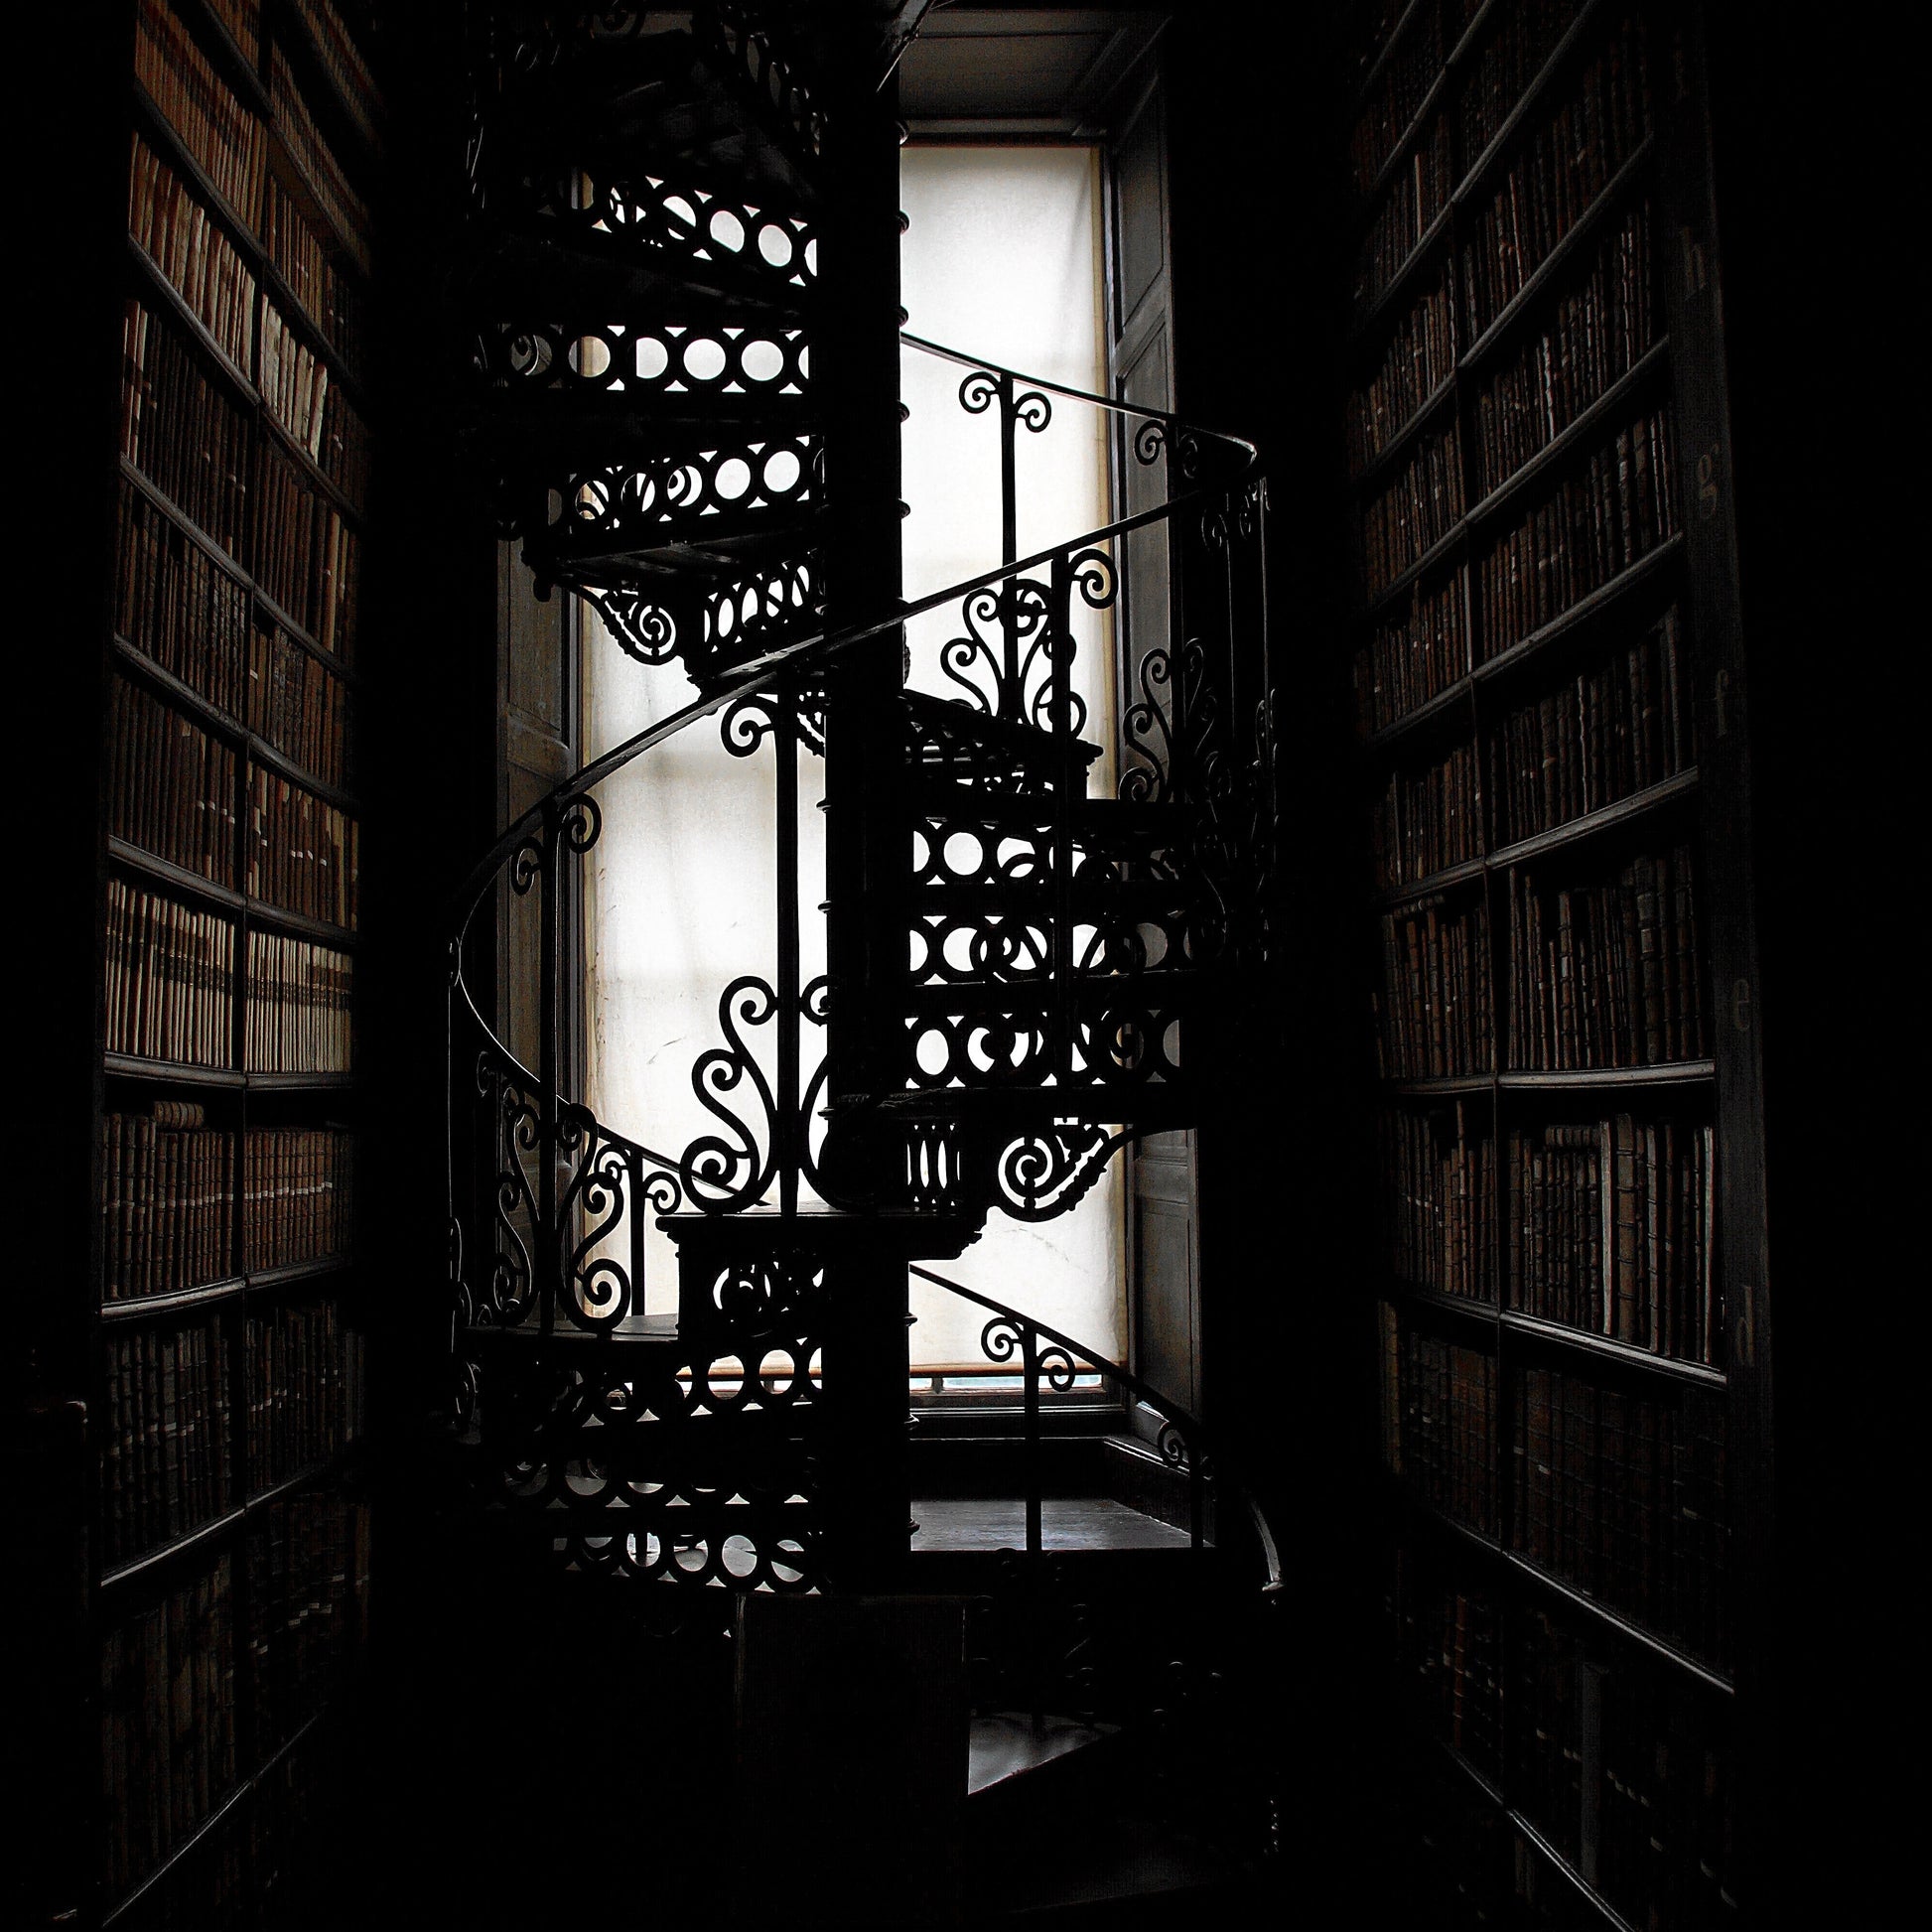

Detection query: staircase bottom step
xmin=968 ymin=1712 xmax=1117 ymax=1796
xmin=909 ymin=1496 xmax=1198 ymax=1554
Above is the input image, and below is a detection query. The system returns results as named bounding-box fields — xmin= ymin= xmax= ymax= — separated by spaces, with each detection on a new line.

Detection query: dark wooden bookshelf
xmin=1348 ymin=4 xmax=1765 ymax=1924
xmin=42 ymin=4 xmax=386 ymax=1925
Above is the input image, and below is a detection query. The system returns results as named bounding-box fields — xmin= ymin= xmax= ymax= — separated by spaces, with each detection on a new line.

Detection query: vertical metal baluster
xmin=628 ymin=1144 xmax=645 ymax=1326
xmin=1023 ymin=1327 xmax=1042 ymax=1563
xmin=1023 ymin=1325 xmax=1044 ymax=1735
xmin=1187 ymin=1430 xmax=1205 ymax=1552
xmin=446 ymin=959 xmax=458 ymax=1355
xmin=998 ymin=372 xmax=1020 ymax=720
xmin=775 ymin=676 xmax=800 ymax=1217
xmin=1049 ymin=553 xmax=1075 ymax=1083
xmin=537 ymin=799 xmax=558 ymax=1337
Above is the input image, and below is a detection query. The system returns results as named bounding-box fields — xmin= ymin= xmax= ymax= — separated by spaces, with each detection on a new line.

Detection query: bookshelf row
xmin=101 ymin=1103 xmax=353 ymax=1305
xmin=134 ymin=0 xmax=377 ymax=361
xmin=1352 ymin=0 xmax=1638 ymax=324
xmin=98 ymin=1293 xmax=366 ymax=1572
xmin=97 ymin=1486 xmax=370 ymax=1923
xmin=104 ymin=875 xmax=353 ymax=1075
xmin=1373 ymin=1081 xmax=1720 ymax=1368
xmin=1348 ymin=0 xmax=1757 ymax=1921
xmin=1386 ymin=1533 xmax=1735 ymax=1930
xmin=69 ymin=8 xmax=383 ymax=1927
xmin=1376 ymin=1297 xmax=1729 ymax=1689
xmin=107 ymin=657 xmax=357 ymax=935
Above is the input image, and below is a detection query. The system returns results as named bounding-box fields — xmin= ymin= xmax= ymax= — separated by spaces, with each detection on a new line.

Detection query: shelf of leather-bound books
xmin=1402 ymin=1562 xmax=1736 ymax=1920
xmin=1377 ymin=1306 xmax=1732 ymax=1686
xmin=95 ymin=1538 xmax=367 ymax=1927
xmin=98 ymin=1438 xmax=368 ymax=1593
xmin=269 ymin=0 xmax=387 ymax=170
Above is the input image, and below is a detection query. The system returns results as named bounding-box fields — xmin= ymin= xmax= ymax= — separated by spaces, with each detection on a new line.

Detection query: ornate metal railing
xmin=910 ymin=1262 xmax=1282 ymax=1582
xmin=446 ymin=331 xmax=1274 ymax=1349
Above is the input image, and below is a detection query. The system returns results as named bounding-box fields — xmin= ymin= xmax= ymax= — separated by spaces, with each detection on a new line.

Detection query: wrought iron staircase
xmin=436 ymin=1 xmax=1284 ymax=1903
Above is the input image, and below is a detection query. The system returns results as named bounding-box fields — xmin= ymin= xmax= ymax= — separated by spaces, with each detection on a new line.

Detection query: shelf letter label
xmin=1698 ymin=446 xmax=1722 ymax=520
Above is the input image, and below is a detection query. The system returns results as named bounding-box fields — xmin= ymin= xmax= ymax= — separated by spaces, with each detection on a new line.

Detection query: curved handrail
xmin=448 ymin=330 xmax=1265 ymax=1285
xmin=909 ymin=1261 xmax=1283 ymax=1593
xmin=900 ymin=330 xmax=1259 ymax=459
xmin=448 ymin=331 xmax=1259 ymax=943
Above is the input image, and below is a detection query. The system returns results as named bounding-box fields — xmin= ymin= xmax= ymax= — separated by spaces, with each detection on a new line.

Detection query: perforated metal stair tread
xmin=908 ymin=1496 xmax=1196 ymax=1553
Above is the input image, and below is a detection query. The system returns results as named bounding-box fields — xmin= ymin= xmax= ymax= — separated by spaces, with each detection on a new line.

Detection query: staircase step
xmin=903 ymin=689 xmax=1102 ymax=776
xmin=836 ymin=1088 xmax=1194 ymax=1128
xmin=967 ymin=1712 xmax=1119 ymax=1798
xmin=464 ymin=207 xmax=815 ymax=326
xmin=461 ymin=388 xmax=820 ymax=444
xmin=909 ymin=1496 xmax=1196 ymax=1555
xmin=904 ymin=970 xmax=1196 ymax=1012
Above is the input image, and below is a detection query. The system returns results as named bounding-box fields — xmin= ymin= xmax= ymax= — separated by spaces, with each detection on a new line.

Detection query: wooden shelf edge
xmin=98 ymin=1772 xmax=251 ymax=1928
xmin=1458 ymin=135 xmax=1657 ymax=372
xmin=1375 ymin=855 xmax=1487 ymax=908
xmin=1377 ymin=1277 xmax=1498 ymax=1325
xmin=1431 ymin=1738 xmax=1645 ymax=1932
xmin=100 ymin=1278 xmax=247 ymax=1323
xmin=1464 ymin=336 xmax=1674 ymax=531
xmin=1357 ymin=334 xmax=1673 ymax=627
xmin=106 ymin=837 xmax=241 ymax=912
xmin=246 ymin=1441 xmax=366 ymax=1513
xmin=97 ymin=1699 xmax=343 ymax=1929
xmin=111 ymin=637 xmax=362 ymax=834
xmin=1379 ymin=1073 xmax=1494 ymax=1096
xmin=273 ymin=0 xmax=388 ymax=168
xmin=1486 ymin=766 xmax=1700 ymax=871
xmin=1358 ymin=539 xmax=1684 ymax=748
xmin=1498 ymin=1060 xmax=1715 ymax=1090
xmin=103 ymin=1055 xmax=357 ymax=1092
xmin=174 ymin=0 xmax=272 ymax=119
xmin=1360 ymin=64 xmax=1450 ymax=211
xmin=117 ymin=458 xmax=249 ymax=592
xmin=260 ymin=398 xmax=367 ymax=529
xmin=1358 ymin=517 xmax=1467 ymax=624
xmin=104 ymin=838 xmax=358 ymax=946
xmin=99 ymin=1502 xmax=247 ymax=1590
xmin=1373 ymin=1282 xmax=1726 ymax=1387
xmin=1472 ymin=534 xmax=1686 ymax=682
xmin=258 ymin=251 xmax=368 ymax=404
xmin=1386 ymin=1481 xmax=1733 ymax=1696
xmin=1350 ymin=372 xmax=1458 ymax=496
xmin=250 ymin=896 xmax=361 ymax=947
xmin=252 ymin=577 xmax=361 ymax=690
xmin=1353 ymin=201 xmax=1453 ymax=341
xmin=265 ymin=125 xmax=372 ymax=287
xmin=104 ymin=1053 xmax=244 ymax=1088
xmin=129 ymin=82 xmax=263 ymax=272
xmin=1452 ymin=0 xmax=1612 ymax=213
xmin=1350 ymin=0 xmax=1431 ymax=118
xmin=247 ymin=1254 xmax=357 ymax=1293
xmin=125 ymin=233 xmax=260 ymax=407
xmin=1500 ymin=1309 xmax=1726 ymax=1386
xmin=1371 ymin=769 xmax=1696 ymax=908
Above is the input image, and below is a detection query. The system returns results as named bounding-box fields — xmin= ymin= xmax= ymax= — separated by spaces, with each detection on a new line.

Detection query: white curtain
xmin=579 ymin=143 xmax=1124 ymax=1364
xmin=581 ymin=615 xmax=828 ymax=1315
xmin=900 ymin=144 xmax=1124 ymax=1368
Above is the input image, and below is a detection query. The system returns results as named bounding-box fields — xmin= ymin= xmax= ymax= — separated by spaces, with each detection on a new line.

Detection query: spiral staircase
xmin=432 ymin=4 xmax=1285 ymax=1918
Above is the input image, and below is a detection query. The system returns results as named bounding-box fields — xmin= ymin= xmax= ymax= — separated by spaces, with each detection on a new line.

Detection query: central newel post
xmin=809 ymin=54 xmax=920 ymax=1587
